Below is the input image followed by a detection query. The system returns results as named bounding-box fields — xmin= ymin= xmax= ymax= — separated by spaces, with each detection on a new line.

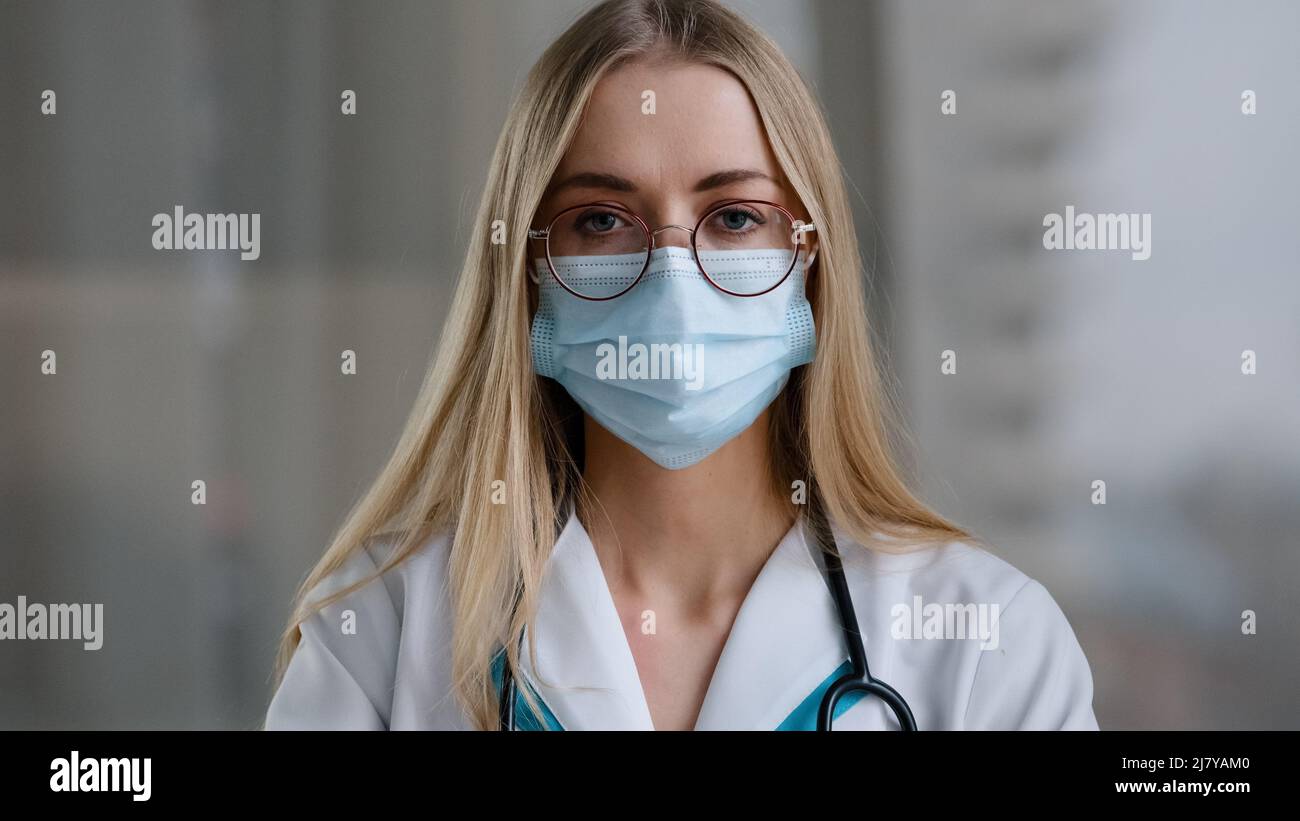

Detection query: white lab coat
xmin=265 ymin=507 xmax=1099 ymax=730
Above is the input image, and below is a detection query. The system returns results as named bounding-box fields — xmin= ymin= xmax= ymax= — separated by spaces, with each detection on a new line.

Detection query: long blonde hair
xmin=272 ymin=0 xmax=976 ymax=730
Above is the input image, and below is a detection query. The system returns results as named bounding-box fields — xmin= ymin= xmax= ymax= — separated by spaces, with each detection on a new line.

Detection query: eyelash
xmin=570 ymin=203 xmax=768 ymax=235
xmin=710 ymin=205 xmax=765 ymax=233
xmin=573 ymin=208 xmax=628 ymax=234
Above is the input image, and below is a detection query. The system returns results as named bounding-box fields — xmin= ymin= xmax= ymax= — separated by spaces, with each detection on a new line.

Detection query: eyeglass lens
xmin=538 ymin=201 xmax=808 ymax=299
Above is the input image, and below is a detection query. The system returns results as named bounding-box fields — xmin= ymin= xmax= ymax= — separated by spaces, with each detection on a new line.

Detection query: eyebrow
xmin=547 ymin=168 xmax=776 ymax=195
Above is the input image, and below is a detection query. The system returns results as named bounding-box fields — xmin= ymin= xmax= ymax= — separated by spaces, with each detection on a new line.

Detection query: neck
xmin=577 ymin=410 xmax=795 ymax=610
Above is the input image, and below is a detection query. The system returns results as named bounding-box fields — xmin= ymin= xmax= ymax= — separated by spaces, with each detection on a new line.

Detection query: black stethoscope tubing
xmin=816 ymin=546 xmax=917 ymax=731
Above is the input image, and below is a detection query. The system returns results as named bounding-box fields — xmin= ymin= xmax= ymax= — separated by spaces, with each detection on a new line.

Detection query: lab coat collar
xmin=519 ymin=506 xmax=846 ymax=730
xmin=692 ymin=517 xmax=846 ymax=730
xmin=519 ymin=508 xmax=655 ymax=730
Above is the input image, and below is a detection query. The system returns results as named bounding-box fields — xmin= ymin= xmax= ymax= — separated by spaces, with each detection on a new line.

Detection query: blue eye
xmin=716 ymin=206 xmax=763 ymax=232
xmin=579 ymin=210 xmax=623 ymax=234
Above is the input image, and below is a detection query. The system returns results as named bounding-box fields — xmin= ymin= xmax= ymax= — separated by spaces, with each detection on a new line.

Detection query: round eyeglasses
xmin=527 ymin=199 xmax=817 ymax=301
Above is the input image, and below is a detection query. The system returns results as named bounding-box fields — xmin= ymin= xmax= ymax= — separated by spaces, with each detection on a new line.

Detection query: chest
xmin=613 ymin=594 xmax=741 ymax=730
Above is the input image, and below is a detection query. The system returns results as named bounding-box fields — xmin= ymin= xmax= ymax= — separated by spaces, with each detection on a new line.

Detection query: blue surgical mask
xmin=530 ymin=246 xmax=816 ymax=469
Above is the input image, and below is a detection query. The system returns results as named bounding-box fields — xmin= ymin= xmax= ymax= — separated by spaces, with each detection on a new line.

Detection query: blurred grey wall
xmin=1 ymin=0 xmax=1296 ymax=729
xmin=878 ymin=0 xmax=1300 ymax=728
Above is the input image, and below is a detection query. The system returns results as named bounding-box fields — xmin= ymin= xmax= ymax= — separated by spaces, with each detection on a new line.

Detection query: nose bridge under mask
xmin=629 ymin=248 xmax=794 ymax=336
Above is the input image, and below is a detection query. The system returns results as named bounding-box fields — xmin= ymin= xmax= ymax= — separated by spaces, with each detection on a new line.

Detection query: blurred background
xmin=1 ymin=0 xmax=1297 ymax=729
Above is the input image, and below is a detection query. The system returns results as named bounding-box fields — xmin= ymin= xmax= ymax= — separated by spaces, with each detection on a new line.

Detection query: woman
xmin=265 ymin=0 xmax=1098 ymax=731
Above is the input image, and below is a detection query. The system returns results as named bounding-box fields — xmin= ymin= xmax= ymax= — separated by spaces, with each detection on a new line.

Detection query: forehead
xmin=551 ymin=57 xmax=784 ymax=189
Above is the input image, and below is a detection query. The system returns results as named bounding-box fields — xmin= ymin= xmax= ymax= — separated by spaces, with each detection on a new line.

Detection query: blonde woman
xmin=265 ymin=0 xmax=1098 ymax=731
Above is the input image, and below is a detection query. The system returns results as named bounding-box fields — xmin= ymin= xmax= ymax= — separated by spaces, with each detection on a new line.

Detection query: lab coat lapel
xmin=692 ymin=517 xmax=846 ymax=730
xmin=519 ymin=509 xmax=656 ymax=730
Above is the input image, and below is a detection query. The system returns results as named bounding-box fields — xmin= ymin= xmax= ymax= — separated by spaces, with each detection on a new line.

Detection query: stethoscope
xmin=498 ymin=514 xmax=918 ymax=731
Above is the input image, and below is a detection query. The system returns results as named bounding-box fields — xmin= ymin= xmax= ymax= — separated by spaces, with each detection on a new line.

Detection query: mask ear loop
xmin=526 ymin=227 xmax=546 ymax=285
